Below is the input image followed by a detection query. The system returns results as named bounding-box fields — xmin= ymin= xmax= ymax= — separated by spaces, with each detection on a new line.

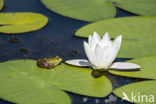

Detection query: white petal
xmin=94 ymin=44 xmax=116 ymax=69
xmin=94 ymin=44 xmax=104 ymax=68
xmin=113 ymin=35 xmax=122 ymax=53
xmin=88 ymin=35 xmax=96 ymax=51
xmin=65 ymin=59 xmax=90 ymax=67
xmin=88 ymin=35 xmax=92 ymax=45
xmin=101 ymin=46 xmax=117 ymax=69
xmin=84 ymin=41 xmax=96 ymax=65
xmin=110 ymin=62 xmax=141 ymax=70
xmin=93 ymin=32 xmax=101 ymax=43
xmin=100 ymin=32 xmax=112 ymax=48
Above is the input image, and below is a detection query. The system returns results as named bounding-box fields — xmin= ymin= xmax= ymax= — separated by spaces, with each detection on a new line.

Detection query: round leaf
xmin=113 ymin=80 xmax=156 ymax=104
xmin=75 ymin=16 xmax=156 ymax=58
xmin=109 ymin=55 xmax=156 ymax=79
xmin=53 ymin=64 xmax=112 ymax=97
xmin=0 ymin=12 xmax=48 ymax=34
xmin=75 ymin=16 xmax=156 ymax=39
xmin=41 ymin=0 xmax=116 ymax=22
xmin=0 ymin=60 xmax=112 ymax=104
xmin=0 ymin=60 xmax=71 ymax=104
xmin=118 ymin=38 xmax=156 ymax=58
xmin=114 ymin=0 xmax=156 ymax=16
xmin=0 ymin=0 xmax=4 ymax=11
xmin=0 ymin=74 xmax=71 ymax=104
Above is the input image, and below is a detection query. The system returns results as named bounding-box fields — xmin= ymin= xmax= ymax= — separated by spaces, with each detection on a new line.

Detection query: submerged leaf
xmin=0 ymin=0 xmax=4 ymax=11
xmin=0 ymin=60 xmax=112 ymax=104
xmin=109 ymin=56 xmax=156 ymax=79
xmin=113 ymin=80 xmax=156 ymax=104
xmin=0 ymin=12 xmax=48 ymax=34
xmin=75 ymin=16 xmax=156 ymax=58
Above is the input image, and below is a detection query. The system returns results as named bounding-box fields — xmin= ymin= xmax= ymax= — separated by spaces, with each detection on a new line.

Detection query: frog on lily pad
xmin=37 ymin=56 xmax=63 ymax=69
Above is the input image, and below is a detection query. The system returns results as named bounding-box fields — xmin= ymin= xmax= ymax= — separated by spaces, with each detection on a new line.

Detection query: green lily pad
xmin=0 ymin=60 xmax=112 ymax=104
xmin=75 ymin=16 xmax=156 ymax=58
xmin=0 ymin=0 xmax=4 ymax=11
xmin=0 ymin=74 xmax=71 ymax=104
xmin=41 ymin=0 xmax=116 ymax=21
xmin=113 ymin=80 xmax=156 ymax=104
xmin=114 ymin=0 xmax=156 ymax=16
xmin=75 ymin=16 xmax=156 ymax=38
xmin=0 ymin=12 xmax=48 ymax=34
xmin=109 ymin=55 xmax=156 ymax=79
xmin=118 ymin=38 xmax=156 ymax=58
xmin=41 ymin=0 xmax=156 ymax=21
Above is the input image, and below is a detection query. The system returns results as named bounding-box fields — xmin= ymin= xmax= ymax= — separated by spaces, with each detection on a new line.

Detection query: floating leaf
xmin=0 ymin=0 xmax=4 ymax=11
xmin=113 ymin=80 xmax=156 ymax=104
xmin=0 ymin=74 xmax=71 ymax=104
xmin=114 ymin=0 xmax=156 ymax=16
xmin=117 ymin=38 xmax=156 ymax=58
xmin=75 ymin=16 xmax=156 ymax=38
xmin=109 ymin=56 xmax=156 ymax=79
xmin=41 ymin=0 xmax=156 ymax=21
xmin=0 ymin=60 xmax=112 ymax=104
xmin=0 ymin=12 xmax=48 ymax=34
xmin=0 ymin=60 xmax=71 ymax=104
xmin=41 ymin=0 xmax=116 ymax=21
xmin=75 ymin=16 xmax=156 ymax=58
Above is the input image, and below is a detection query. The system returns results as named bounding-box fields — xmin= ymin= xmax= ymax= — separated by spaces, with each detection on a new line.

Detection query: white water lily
xmin=66 ymin=32 xmax=140 ymax=71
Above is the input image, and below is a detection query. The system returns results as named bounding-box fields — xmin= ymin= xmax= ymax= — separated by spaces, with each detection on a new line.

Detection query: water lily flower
xmin=65 ymin=32 xmax=140 ymax=71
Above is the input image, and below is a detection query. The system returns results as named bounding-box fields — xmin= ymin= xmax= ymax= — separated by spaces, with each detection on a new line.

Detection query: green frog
xmin=37 ymin=56 xmax=63 ymax=69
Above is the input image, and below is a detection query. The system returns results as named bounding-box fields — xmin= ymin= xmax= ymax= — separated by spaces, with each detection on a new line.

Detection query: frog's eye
xmin=56 ymin=56 xmax=59 ymax=59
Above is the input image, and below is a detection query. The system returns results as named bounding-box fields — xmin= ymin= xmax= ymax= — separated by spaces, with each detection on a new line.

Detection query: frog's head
xmin=54 ymin=56 xmax=63 ymax=62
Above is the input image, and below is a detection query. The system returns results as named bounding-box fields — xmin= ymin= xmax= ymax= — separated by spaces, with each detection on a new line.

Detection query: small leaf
xmin=41 ymin=0 xmax=116 ymax=21
xmin=113 ymin=80 xmax=156 ymax=104
xmin=0 ymin=12 xmax=48 ymax=34
xmin=0 ymin=0 xmax=4 ymax=11
xmin=109 ymin=55 xmax=156 ymax=79
xmin=65 ymin=59 xmax=90 ymax=67
xmin=0 ymin=60 xmax=113 ymax=104
xmin=75 ymin=16 xmax=156 ymax=58
xmin=110 ymin=62 xmax=141 ymax=70
xmin=113 ymin=0 xmax=156 ymax=16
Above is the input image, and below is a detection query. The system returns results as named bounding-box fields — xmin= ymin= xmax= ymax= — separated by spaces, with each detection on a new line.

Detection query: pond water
xmin=0 ymin=0 xmax=140 ymax=104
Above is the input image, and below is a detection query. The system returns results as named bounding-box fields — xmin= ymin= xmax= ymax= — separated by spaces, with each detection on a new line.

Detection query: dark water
xmin=0 ymin=0 xmax=139 ymax=104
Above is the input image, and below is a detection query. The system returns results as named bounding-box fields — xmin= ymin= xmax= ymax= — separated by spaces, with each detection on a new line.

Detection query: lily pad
xmin=75 ymin=16 xmax=156 ymax=58
xmin=75 ymin=16 xmax=156 ymax=38
xmin=113 ymin=80 xmax=156 ymax=104
xmin=41 ymin=0 xmax=116 ymax=21
xmin=0 ymin=60 xmax=112 ymax=104
xmin=0 ymin=12 xmax=48 ymax=34
xmin=41 ymin=0 xmax=156 ymax=21
xmin=0 ymin=0 xmax=4 ymax=11
xmin=109 ymin=55 xmax=156 ymax=79
xmin=114 ymin=0 xmax=156 ymax=16
xmin=118 ymin=38 xmax=156 ymax=58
